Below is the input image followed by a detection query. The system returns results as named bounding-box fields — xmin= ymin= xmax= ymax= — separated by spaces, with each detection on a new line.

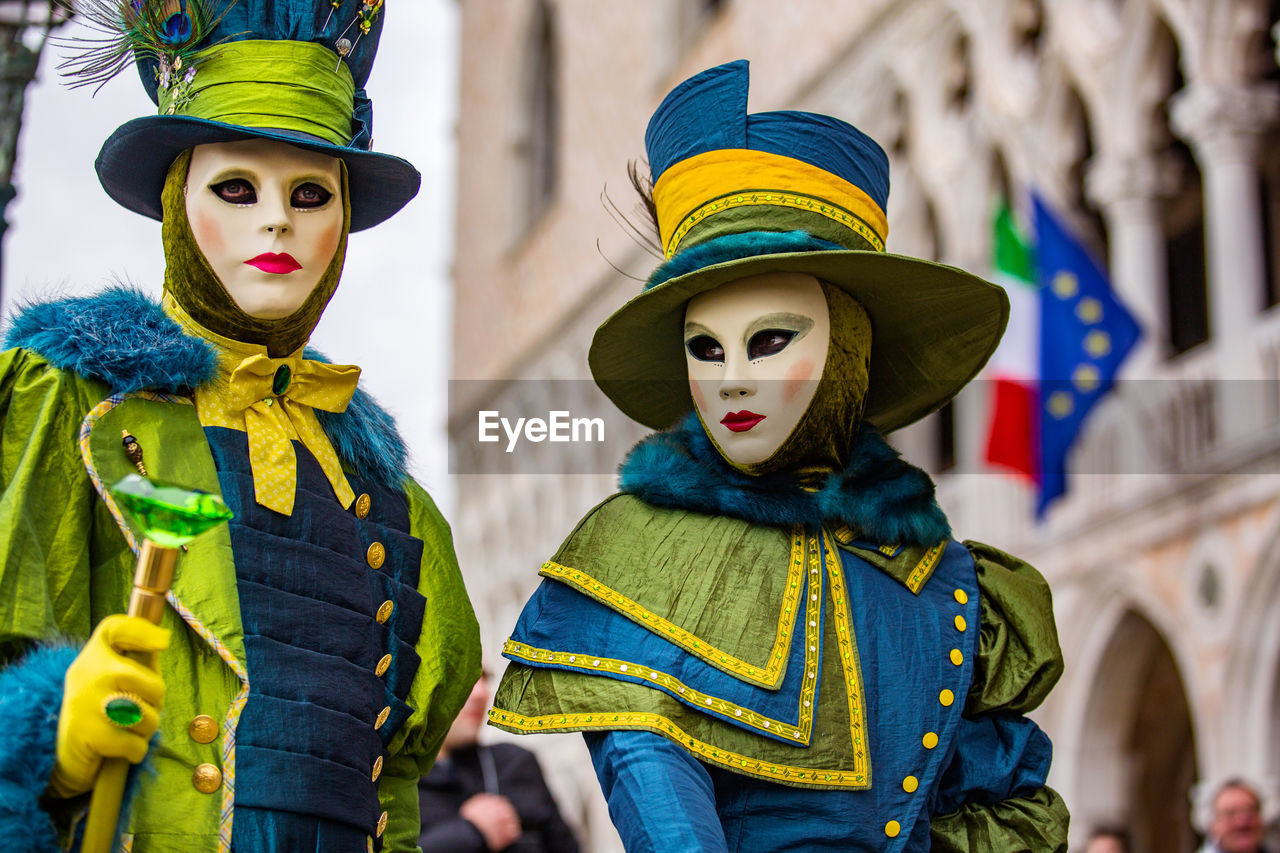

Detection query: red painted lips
xmin=245 ymin=253 xmax=302 ymax=274
xmin=721 ymin=411 xmax=766 ymax=432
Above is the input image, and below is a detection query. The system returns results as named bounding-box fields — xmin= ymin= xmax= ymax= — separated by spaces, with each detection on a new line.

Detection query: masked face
xmin=185 ymin=140 xmax=344 ymax=320
xmin=685 ymin=272 xmax=831 ymax=467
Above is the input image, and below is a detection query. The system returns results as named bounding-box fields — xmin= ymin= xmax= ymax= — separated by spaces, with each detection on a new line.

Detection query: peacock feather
xmin=57 ymin=0 xmax=231 ymax=93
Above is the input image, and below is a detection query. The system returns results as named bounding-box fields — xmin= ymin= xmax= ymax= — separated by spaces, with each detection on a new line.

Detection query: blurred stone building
xmin=449 ymin=1 xmax=1280 ymax=850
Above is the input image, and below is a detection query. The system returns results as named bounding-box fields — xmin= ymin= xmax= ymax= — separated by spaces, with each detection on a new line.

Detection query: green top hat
xmin=69 ymin=0 xmax=418 ymax=232
xmin=589 ymin=61 xmax=1008 ymax=433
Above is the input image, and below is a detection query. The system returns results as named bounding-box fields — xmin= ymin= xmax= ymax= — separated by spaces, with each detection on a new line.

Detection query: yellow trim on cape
xmin=487 ymin=705 xmax=869 ymax=789
xmin=653 ymin=149 xmax=888 ymax=257
xmin=823 ymin=534 xmax=871 ymax=782
xmin=906 ymin=543 xmax=946 ymax=594
xmin=539 ymin=526 xmax=807 ymax=688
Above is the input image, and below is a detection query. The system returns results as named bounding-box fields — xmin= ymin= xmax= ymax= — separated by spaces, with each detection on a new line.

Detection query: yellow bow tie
xmin=225 ymin=354 xmax=362 ymax=515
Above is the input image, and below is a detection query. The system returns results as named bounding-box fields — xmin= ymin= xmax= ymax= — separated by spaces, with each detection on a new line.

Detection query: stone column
xmin=1170 ymin=84 xmax=1280 ymax=374
xmin=1085 ymin=152 xmax=1178 ymax=376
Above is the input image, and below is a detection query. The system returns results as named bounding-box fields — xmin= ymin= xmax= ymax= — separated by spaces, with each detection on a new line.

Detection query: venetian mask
xmin=684 ymin=272 xmax=831 ymax=468
xmin=185 ymin=139 xmax=344 ymax=320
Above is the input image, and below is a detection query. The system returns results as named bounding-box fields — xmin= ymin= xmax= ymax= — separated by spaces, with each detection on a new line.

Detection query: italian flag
xmin=982 ymin=203 xmax=1040 ymax=482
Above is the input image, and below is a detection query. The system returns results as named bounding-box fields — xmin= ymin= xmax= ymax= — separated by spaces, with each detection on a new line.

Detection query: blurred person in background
xmin=419 ymin=671 xmax=579 ymax=853
xmin=1085 ymin=826 xmax=1131 ymax=853
xmin=1199 ymin=780 xmax=1271 ymax=853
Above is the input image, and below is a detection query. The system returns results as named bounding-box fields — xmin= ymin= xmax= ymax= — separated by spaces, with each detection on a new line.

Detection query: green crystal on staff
xmin=104 ymin=697 xmax=144 ymax=728
xmin=110 ymin=474 xmax=234 ymax=548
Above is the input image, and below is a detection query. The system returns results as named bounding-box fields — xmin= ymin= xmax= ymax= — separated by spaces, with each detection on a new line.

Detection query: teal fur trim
xmin=646 ymin=231 xmax=843 ymax=291
xmin=4 ymin=287 xmax=408 ymax=490
xmin=619 ymin=412 xmax=950 ymax=546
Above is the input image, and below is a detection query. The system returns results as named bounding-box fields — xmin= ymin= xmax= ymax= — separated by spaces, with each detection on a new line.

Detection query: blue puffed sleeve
xmin=931 ymin=713 xmax=1052 ymax=815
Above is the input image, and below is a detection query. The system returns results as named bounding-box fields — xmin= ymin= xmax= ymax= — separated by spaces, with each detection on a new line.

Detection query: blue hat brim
xmin=95 ymin=115 xmax=421 ymax=232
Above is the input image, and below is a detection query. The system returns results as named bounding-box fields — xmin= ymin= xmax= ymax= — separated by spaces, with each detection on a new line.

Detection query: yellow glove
xmin=49 ymin=614 xmax=169 ymax=798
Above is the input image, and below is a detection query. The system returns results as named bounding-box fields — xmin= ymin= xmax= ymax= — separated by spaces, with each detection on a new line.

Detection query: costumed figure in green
xmin=0 ymin=2 xmax=479 ymax=850
xmin=490 ymin=61 xmax=1069 ymax=852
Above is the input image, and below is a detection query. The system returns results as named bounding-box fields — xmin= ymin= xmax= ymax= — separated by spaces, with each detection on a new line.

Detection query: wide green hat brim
xmin=589 ymin=250 xmax=1009 ymax=433
xmin=96 ymin=115 xmax=421 ymax=233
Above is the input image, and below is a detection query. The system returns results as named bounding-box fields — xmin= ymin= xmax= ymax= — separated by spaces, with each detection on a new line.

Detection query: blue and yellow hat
xmin=73 ymin=0 xmax=418 ymax=231
xmin=589 ymin=61 xmax=1009 ymax=432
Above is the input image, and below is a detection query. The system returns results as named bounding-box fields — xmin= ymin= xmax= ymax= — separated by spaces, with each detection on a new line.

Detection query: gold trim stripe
xmin=653 ymin=149 xmax=888 ymax=257
xmin=540 ymin=527 xmax=807 ymax=688
xmin=822 ymin=536 xmax=872 ymax=782
xmin=488 ymin=706 xmax=870 ymax=789
xmin=502 ymin=639 xmax=814 ymax=744
xmin=906 ymin=543 xmax=946 ymax=595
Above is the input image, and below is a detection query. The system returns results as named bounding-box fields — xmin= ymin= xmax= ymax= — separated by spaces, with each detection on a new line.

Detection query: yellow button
xmin=366 ymin=542 xmax=386 ymax=569
xmin=192 ymin=763 xmax=222 ymax=794
xmin=375 ymin=706 xmax=390 ymax=730
xmin=885 ymin=820 xmax=901 ymax=838
xmin=377 ymin=810 xmax=388 ymax=837
xmin=375 ymin=653 xmax=392 ymax=677
xmin=188 ymin=715 xmax=218 ymax=744
xmin=903 ymin=776 xmax=918 ymax=793
xmin=923 ymin=732 xmax=939 ymax=749
xmin=355 ymin=493 xmax=371 ymax=519
xmin=371 ymin=755 xmax=384 ymax=782
xmin=954 ymin=614 xmax=967 ymax=632
xmin=376 ymin=600 xmax=394 ymax=624
xmin=953 ymin=588 xmax=968 ymax=604
xmin=833 ymin=525 xmax=854 ymax=544
xmin=940 ymin=689 xmax=955 ymax=707
xmin=950 ymin=649 xmax=963 ymax=666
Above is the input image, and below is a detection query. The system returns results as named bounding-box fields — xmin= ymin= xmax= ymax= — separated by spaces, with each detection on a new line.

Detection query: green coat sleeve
xmin=930 ymin=540 xmax=1068 ymax=852
xmin=377 ymin=751 xmax=427 ymax=853
xmin=395 ymin=479 xmax=482 ymax=766
xmin=0 ymin=348 xmax=108 ymax=655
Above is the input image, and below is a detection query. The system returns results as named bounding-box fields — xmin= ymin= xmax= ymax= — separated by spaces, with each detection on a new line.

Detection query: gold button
xmin=366 ymin=542 xmax=386 ymax=569
xmin=355 ymin=493 xmax=371 ymax=519
xmin=372 ymin=754 xmax=384 ymax=782
xmin=954 ymin=614 xmax=967 ymax=632
xmin=833 ymin=525 xmax=854 ymax=544
xmin=885 ymin=820 xmax=901 ymax=838
xmin=376 ymin=600 xmax=394 ymax=624
xmin=375 ymin=706 xmax=390 ymax=730
xmin=940 ymin=689 xmax=955 ymax=707
xmin=376 ymin=810 xmax=388 ymax=837
xmin=375 ymin=653 xmax=392 ymax=677
xmin=923 ymin=732 xmax=939 ymax=749
xmin=950 ymin=649 xmax=963 ymax=666
xmin=188 ymin=715 xmax=218 ymax=744
xmin=953 ymin=588 xmax=968 ymax=604
xmin=903 ymin=775 xmax=918 ymax=793
xmin=192 ymin=763 xmax=222 ymax=793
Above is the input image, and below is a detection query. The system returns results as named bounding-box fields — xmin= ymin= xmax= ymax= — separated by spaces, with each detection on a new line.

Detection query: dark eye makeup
xmin=292 ymin=182 xmax=333 ymax=209
xmin=208 ymin=179 xmax=334 ymax=209
xmin=210 ymin=179 xmax=256 ymax=205
xmin=686 ymin=335 xmax=725 ymax=362
xmin=747 ymin=329 xmax=796 ymax=360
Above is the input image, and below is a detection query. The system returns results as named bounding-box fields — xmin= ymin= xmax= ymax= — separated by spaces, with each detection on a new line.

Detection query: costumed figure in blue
xmin=0 ymin=2 xmax=479 ymax=850
xmin=490 ymin=61 xmax=1069 ymax=852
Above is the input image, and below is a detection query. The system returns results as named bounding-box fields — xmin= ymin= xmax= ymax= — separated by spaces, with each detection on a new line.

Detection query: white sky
xmin=2 ymin=1 xmax=460 ymax=516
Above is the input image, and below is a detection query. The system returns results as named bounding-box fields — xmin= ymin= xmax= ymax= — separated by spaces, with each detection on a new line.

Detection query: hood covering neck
xmin=702 ymin=282 xmax=872 ymax=485
xmin=160 ymin=148 xmax=351 ymax=357
xmin=620 ymin=411 xmax=950 ymax=547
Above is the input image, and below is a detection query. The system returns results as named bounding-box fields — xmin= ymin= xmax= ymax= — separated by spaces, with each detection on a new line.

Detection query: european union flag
xmin=1034 ymin=193 xmax=1141 ymax=517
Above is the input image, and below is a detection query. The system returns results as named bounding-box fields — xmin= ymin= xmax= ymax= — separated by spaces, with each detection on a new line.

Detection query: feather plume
xmin=57 ymin=0 xmax=230 ymax=93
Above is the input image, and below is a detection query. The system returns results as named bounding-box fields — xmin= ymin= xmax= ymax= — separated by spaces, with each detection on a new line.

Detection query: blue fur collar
xmin=4 ymin=287 xmax=408 ymax=490
xmin=619 ymin=412 xmax=950 ymax=546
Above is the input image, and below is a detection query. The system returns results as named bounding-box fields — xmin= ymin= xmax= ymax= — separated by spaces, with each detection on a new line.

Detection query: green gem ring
xmin=103 ymin=693 xmax=145 ymax=729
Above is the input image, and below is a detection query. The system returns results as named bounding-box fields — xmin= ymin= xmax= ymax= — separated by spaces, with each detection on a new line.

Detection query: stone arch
xmin=1220 ymin=514 xmax=1280 ymax=806
xmin=1063 ymin=595 xmax=1201 ymax=852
